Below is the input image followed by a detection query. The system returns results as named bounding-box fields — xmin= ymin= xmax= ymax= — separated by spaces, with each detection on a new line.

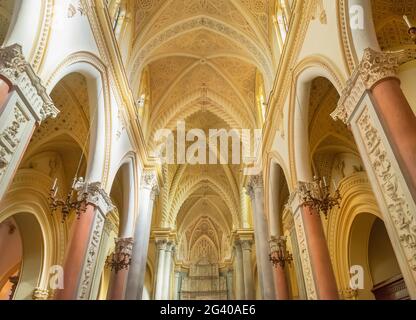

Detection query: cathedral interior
xmin=0 ymin=0 xmax=416 ymax=301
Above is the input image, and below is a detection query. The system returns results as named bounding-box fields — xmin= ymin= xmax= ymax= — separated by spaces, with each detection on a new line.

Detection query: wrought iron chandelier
xmin=403 ymin=15 xmax=416 ymax=44
xmin=105 ymin=238 xmax=134 ymax=273
xmin=49 ymin=177 xmax=88 ymax=222
xmin=300 ymin=176 xmax=341 ymax=218
xmin=269 ymin=236 xmax=293 ymax=268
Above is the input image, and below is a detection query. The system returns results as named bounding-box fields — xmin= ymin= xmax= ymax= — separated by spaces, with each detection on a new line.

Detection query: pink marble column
xmin=0 ymin=78 xmax=11 ymax=111
xmin=273 ymin=265 xmax=290 ymax=300
xmin=302 ymin=205 xmax=338 ymax=300
xmin=270 ymin=236 xmax=290 ymax=300
xmin=371 ymin=78 xmax=416 ymax=200
xmin=55 ymin=204 xmax=96 ymax=300
xmin=107 ymin=237 xmax=134 ymax=300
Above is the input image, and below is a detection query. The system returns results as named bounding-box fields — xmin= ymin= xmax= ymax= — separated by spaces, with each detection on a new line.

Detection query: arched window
xmin=274 ymin=0 xmax=291 ymax=48
xmin=255 ymin=71 xmax=266 ymax=126
xmin=112 ymin=5 xmax=122 ymax=32
xmin=105 ymin=0 xmax=126 ymax=37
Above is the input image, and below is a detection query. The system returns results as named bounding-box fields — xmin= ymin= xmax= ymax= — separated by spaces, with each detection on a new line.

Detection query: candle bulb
xmin=72 ymin=177 xmax=77 ymax=189
xmin=54 ymin=186 xmax=59 ymax=197
xmin=404 ymin=15 xmax=413 ymax=29
xmin=323 ymin=176 xmax=327 ymax=187
xmin=52 ymin=178 xmax=58 ymax=190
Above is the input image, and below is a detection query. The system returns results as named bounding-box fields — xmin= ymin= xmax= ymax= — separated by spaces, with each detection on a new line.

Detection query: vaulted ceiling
xmin=371 ymin=0 xmax=416 ymax=50
xmin=128 ymin=0 xmax=273 ymax=265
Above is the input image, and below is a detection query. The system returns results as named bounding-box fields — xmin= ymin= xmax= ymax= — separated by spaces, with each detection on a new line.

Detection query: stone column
xmin=332 ymin=48 xmax=416 ymax=298
xmin=154 ymin=239 xmax=167 ymax=300
xmin=269 ymin=237 xmax=290 ymax=300
xmin=246 ymin=175 xmax=276 ymax=300
xmin=162 ymin=242 xmax=174 ymax=300
xmin=226 ymin=268 xmax=234 ymax=300
xmin=125 ymin=171 xmax=159 ymax=300
xmin=288 ymin=187 xmax=338 ymax=300
xmin=0 ymin=78 xmax=10 ymax=110
xmin=240 ymin=239 xmax=255 ymax=300
xmin=55 ymin=181 xmax=114 ymax=300
xmin=0 ymin=44 xmax=59 ymax=201
xmin=233 ymin=242 xmax=245 ymax=300
xmin=107 ymin=237 xmax=134 ymax=300
xmin=174 ymin=271 xmax=181 ymax=300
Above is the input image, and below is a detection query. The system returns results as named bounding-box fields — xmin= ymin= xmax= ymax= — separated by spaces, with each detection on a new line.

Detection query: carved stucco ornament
xmin=332 ymin=48 xmax=416 ymax=124
xmin=0 ymin=44 xmax=59 ymax=121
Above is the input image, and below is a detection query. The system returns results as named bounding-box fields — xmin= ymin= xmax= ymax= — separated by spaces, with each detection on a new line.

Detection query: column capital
xmin=288 ymin=180 xmax=319 ymax=210
xmin=332 ymin=47 xmax=416 ymax=124
xmin=239 ymin=239 xmax=253 ymax=251
xmin=155 ymin=239 xmax=168 ymax=251
xmin=0 ymin=44 xmax=59 ymax=121
xmin=245 ymin=174 xmax=264 ymax=199
xmin=74 ymin=179 xmax=114 ymax=215
xmin=141 ymin=170 xmax=160 ymax=199
xmin=165 ymin=241 xmax=176 ymax=252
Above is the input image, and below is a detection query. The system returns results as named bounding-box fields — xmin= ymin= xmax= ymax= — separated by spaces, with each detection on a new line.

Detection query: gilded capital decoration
xmin=245 ymin=174 xmax=264 ymax=199
xmin=32 ymin=288 xmax=49 ymax=300
xmin=0 ymin=44 xmax=59 ymax=121
xmin=74 ymin=179 xmax=114 ymax=215
xmin=141 ymin=170 xmax=160 ymax=199
xmin=156 ymin=239 xmax=168 ymax=251
xmin=240 ymin=239 xmax=253 ymax=251
xmin=332 ymin=48 xmax=416 ymax=124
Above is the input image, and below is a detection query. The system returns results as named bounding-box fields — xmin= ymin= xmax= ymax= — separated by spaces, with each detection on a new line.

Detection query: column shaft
xmin=273 ymin=265 xmax=290 ymax=300
xmin=247 ymin=175 xmax=276 ymax=299
xmin=107 ymin=238 xmax=134 ymax=300
xmin=55 ymin=204 xmax=96 ymax=300
xmin=234 ymin=243 xmax=245 ymax=300
xmin=241 ymin=241 xmax=255 ymax=300
xmin=154 ymin=241 xmax=167 ymax=300
xmin=0 ymin=78 xmax=10 ymax=111
xmin=371 ymin=78 xmax=416 ymax=200
xmin=302 ymin=205 xmax=338 ymax=300
xmin=162 ymin=243 xmax=173 ymax=300
xmin=125 ymin=172 xmax=158 ymax=300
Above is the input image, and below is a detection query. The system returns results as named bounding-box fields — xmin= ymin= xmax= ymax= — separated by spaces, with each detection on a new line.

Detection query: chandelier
xmin=105 ymin=238 xmax=134 ymax=273
xmin=300 ymin=176 xmax=341 ymax=218
xmin=403 ymin=15 xmax=416 ymax=44
xmin=269 ymin=236 xmax=293 ymax=268
xmin=49 ymin=177 xmax=88 ymax=222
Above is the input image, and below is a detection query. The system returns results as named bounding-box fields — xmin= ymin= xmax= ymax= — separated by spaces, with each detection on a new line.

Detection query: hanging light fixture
xmin=269 ymin=236 xmax=293 ymax=268
xmin=105 ymin=238 xmax=134 ymax=273
xmin=48 ymin=82 xmax=99 ymax=222
xmin=49 ymin=177 xmax=89 ymax=222
xmin=403 ymin=15 xmax=416 ymax=44
xmin=299 ymin=176 xmax=341 ymax=218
